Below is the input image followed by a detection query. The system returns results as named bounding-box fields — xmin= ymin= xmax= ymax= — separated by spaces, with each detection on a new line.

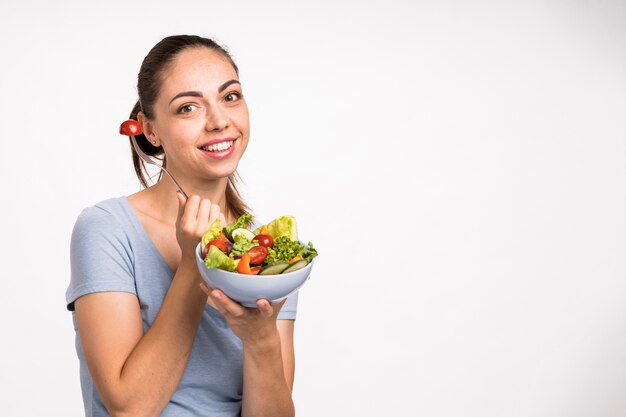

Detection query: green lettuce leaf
xmin=265 ymin=237 xmax=318 ymax=264
xmin=202 ymin=218 xmax=223 ymax=248
xmin=264 ymin=215 xmax=298 ymax=241
xmin=204 ymin=245 xmax=237 ymax=272
xmin=223 ymin=212 xmax=253 ymax=241
xmin=230 ymin=233 xmax=259 ymax=257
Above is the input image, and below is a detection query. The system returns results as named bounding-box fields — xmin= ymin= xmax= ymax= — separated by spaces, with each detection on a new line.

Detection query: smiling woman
xmin=66 ymin=35 xmax=297 ymax=417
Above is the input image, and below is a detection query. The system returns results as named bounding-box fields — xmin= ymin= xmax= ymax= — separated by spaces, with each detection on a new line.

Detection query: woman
xmin=66 ymin=35 xmax=297 ymax=417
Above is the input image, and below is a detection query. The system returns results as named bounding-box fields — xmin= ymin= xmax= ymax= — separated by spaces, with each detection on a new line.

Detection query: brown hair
xmin=128 ymin=34 xmax=249 ymax=219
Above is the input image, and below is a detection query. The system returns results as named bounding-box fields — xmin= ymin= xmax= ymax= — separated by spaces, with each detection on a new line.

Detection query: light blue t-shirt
xmin=66 ymin=197 xmax=298 ymax=417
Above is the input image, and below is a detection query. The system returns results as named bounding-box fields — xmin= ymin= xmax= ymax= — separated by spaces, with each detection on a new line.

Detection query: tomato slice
xmin=237 ymin=253 xmax=253 ymax=274
xmin=209 ymin=240 xmax=228 ymax=252
xmin=250 ymin=266 xmax=262 ymax=275
xmin=119 ymin=119 xmax=143 ymax=136
xmin=201 ymin=240 xmax=228 ymax=259
xmin=247 ymin=246 xmax=268 ymax=265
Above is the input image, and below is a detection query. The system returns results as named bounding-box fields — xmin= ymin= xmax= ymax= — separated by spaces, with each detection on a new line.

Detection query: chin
xmin=206 ymin=165 xmax=240 ymax=180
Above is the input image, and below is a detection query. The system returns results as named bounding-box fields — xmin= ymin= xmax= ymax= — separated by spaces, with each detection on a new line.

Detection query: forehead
xmin=160 ymin=47 xmax=238 ymax=94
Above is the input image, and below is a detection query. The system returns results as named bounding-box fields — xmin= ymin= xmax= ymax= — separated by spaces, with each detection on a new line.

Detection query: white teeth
xmin=203 ymin=141 xmax=233 ymax=152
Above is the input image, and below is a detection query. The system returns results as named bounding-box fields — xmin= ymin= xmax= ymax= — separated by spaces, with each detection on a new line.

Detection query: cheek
xmin=235 ymin=107 xmax=250 ymax=134
xmin=239 ymin=138 xmax=249 ymax=154
xmin=163 ymin=121 xmax=200 ymax=145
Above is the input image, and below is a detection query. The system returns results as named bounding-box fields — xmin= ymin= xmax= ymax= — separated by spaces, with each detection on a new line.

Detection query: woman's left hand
xmin=199 ymin=282 xmax=285 ymax=346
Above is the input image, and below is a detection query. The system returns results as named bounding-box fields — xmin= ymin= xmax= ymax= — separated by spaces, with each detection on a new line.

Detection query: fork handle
xmin=159 ymin=167 xmax=189 ymax=200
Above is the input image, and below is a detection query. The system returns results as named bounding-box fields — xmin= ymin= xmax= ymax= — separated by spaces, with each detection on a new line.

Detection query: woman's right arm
xmin=74 ymin=194 xmax=221 ymax=417
xmin=75 ymin=261 xmax=205 ymax=417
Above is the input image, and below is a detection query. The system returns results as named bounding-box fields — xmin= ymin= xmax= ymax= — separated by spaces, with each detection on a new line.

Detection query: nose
xmin=205 ymin=106 xmax=228 ymax=131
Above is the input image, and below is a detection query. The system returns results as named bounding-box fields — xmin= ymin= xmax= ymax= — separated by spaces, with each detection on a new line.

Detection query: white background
xmin=1 ymin=1 xmax=625 ymax=416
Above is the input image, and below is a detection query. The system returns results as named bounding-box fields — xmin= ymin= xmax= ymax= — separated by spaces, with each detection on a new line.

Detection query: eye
xmin=178 ymin=104 xmax=198 ymax=114
xmin=224 ymin=92 xmax=242 ymax=102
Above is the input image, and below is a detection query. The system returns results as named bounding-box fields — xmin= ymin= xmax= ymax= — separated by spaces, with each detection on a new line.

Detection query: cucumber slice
xmin=260 ymin=261 xmax=290 ymax=275
xmin=231 ymin=228 xmax=255 ymax=242
xmin=282 ymin=259 xmax=308 ymax=274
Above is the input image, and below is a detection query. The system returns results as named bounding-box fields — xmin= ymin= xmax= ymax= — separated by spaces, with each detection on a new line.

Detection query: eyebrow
xmin=218 ymin=79 xmax=240 ymax=93
xmin=168 ymin=80 xmax=241 ymax=104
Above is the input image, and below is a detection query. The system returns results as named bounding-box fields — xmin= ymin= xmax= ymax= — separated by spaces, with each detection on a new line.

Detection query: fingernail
xmin=211 ymin=290 xmax=221 ymax=299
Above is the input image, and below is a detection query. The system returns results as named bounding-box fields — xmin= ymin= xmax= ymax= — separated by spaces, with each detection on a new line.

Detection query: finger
xmin=211 ymin=289 xmax=245 ymax=318
xmin=197 ymin=198 xmax=212 ymax=230
xmin=208 ymin=203 xmax=222 ymax=226
xmin=181 ymin=194 xmax=200 ymax=227
xmin=199 ymin=281 xmax=211 ymax=296
xmin=256 ymin=299 xmax=274 ymax=318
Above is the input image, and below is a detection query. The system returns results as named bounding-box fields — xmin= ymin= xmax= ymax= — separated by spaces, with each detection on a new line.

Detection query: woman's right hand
xmin=201 ymin=284 xmax=286 ymax=346
xmin=175 ymin=192 xmax=226 ymax=263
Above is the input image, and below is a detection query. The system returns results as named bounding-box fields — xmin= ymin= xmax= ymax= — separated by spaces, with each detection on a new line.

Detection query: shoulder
xmin=71 ymin=197 xmax=138 ymax=258
xmin=73 ymin=197 xmax=132 ymax=236
xmin=76 ymin=197 xmax=129 ymax=223
xmin=67 ymin=197 xmax=139 ymax=310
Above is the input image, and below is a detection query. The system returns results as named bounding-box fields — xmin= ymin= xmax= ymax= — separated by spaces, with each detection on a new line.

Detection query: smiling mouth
xmin=199 ymin=140 xmax=235 ymax=152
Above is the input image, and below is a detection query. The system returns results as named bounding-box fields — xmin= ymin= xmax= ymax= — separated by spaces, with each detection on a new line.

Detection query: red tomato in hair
xmin=119 ymin=119 xmax=143 ymax=136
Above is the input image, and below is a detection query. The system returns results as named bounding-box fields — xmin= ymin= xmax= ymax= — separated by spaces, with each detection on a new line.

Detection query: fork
xmin=120 ymin=119 xmax=189 ymax=199
xmin=130 ymin=136 xmax=189 ymax=199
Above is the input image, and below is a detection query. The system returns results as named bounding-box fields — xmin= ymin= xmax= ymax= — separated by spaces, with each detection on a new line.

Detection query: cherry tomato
xmin=119 ymin=119 xmax=143 ymax=136
xmin=250 ymin=266 xmax=262 ymax=275
xmin=247 ymin=246 xmax=268 ymax=265
xmin=237 ymin=253 xmax=253 ymax=274
xmin=253 ymin=234 xmax=274 ymax=248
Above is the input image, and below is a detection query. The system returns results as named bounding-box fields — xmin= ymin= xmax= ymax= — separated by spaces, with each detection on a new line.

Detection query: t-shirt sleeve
xmin=66 ymin=206 xmax=137 ymax=311
xmin=277 ymin=290 xmax=299 ymax=320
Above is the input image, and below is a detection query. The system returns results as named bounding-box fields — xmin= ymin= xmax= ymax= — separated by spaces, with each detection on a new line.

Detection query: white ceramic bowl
xmin=195 ymin=242 xmax=314 ymax=307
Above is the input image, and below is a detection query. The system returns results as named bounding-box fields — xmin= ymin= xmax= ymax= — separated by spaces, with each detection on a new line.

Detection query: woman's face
xmin=144 ymin=47 xmax=250 ymax=183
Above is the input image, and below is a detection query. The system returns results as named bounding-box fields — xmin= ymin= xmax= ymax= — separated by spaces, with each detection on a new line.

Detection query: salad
xmin=200 ymin=213 xmax=318 ymax=275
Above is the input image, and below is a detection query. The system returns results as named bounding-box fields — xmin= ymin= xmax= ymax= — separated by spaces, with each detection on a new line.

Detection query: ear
xmin=137 ymin=112 xmax=160 ymax=146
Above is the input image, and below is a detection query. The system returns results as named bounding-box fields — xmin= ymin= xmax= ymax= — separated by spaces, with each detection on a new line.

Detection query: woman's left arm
xmin=206 ymin=288 xmax=295 ymax=417
xmin=277 ymin=320 xmax=295 ymax=392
